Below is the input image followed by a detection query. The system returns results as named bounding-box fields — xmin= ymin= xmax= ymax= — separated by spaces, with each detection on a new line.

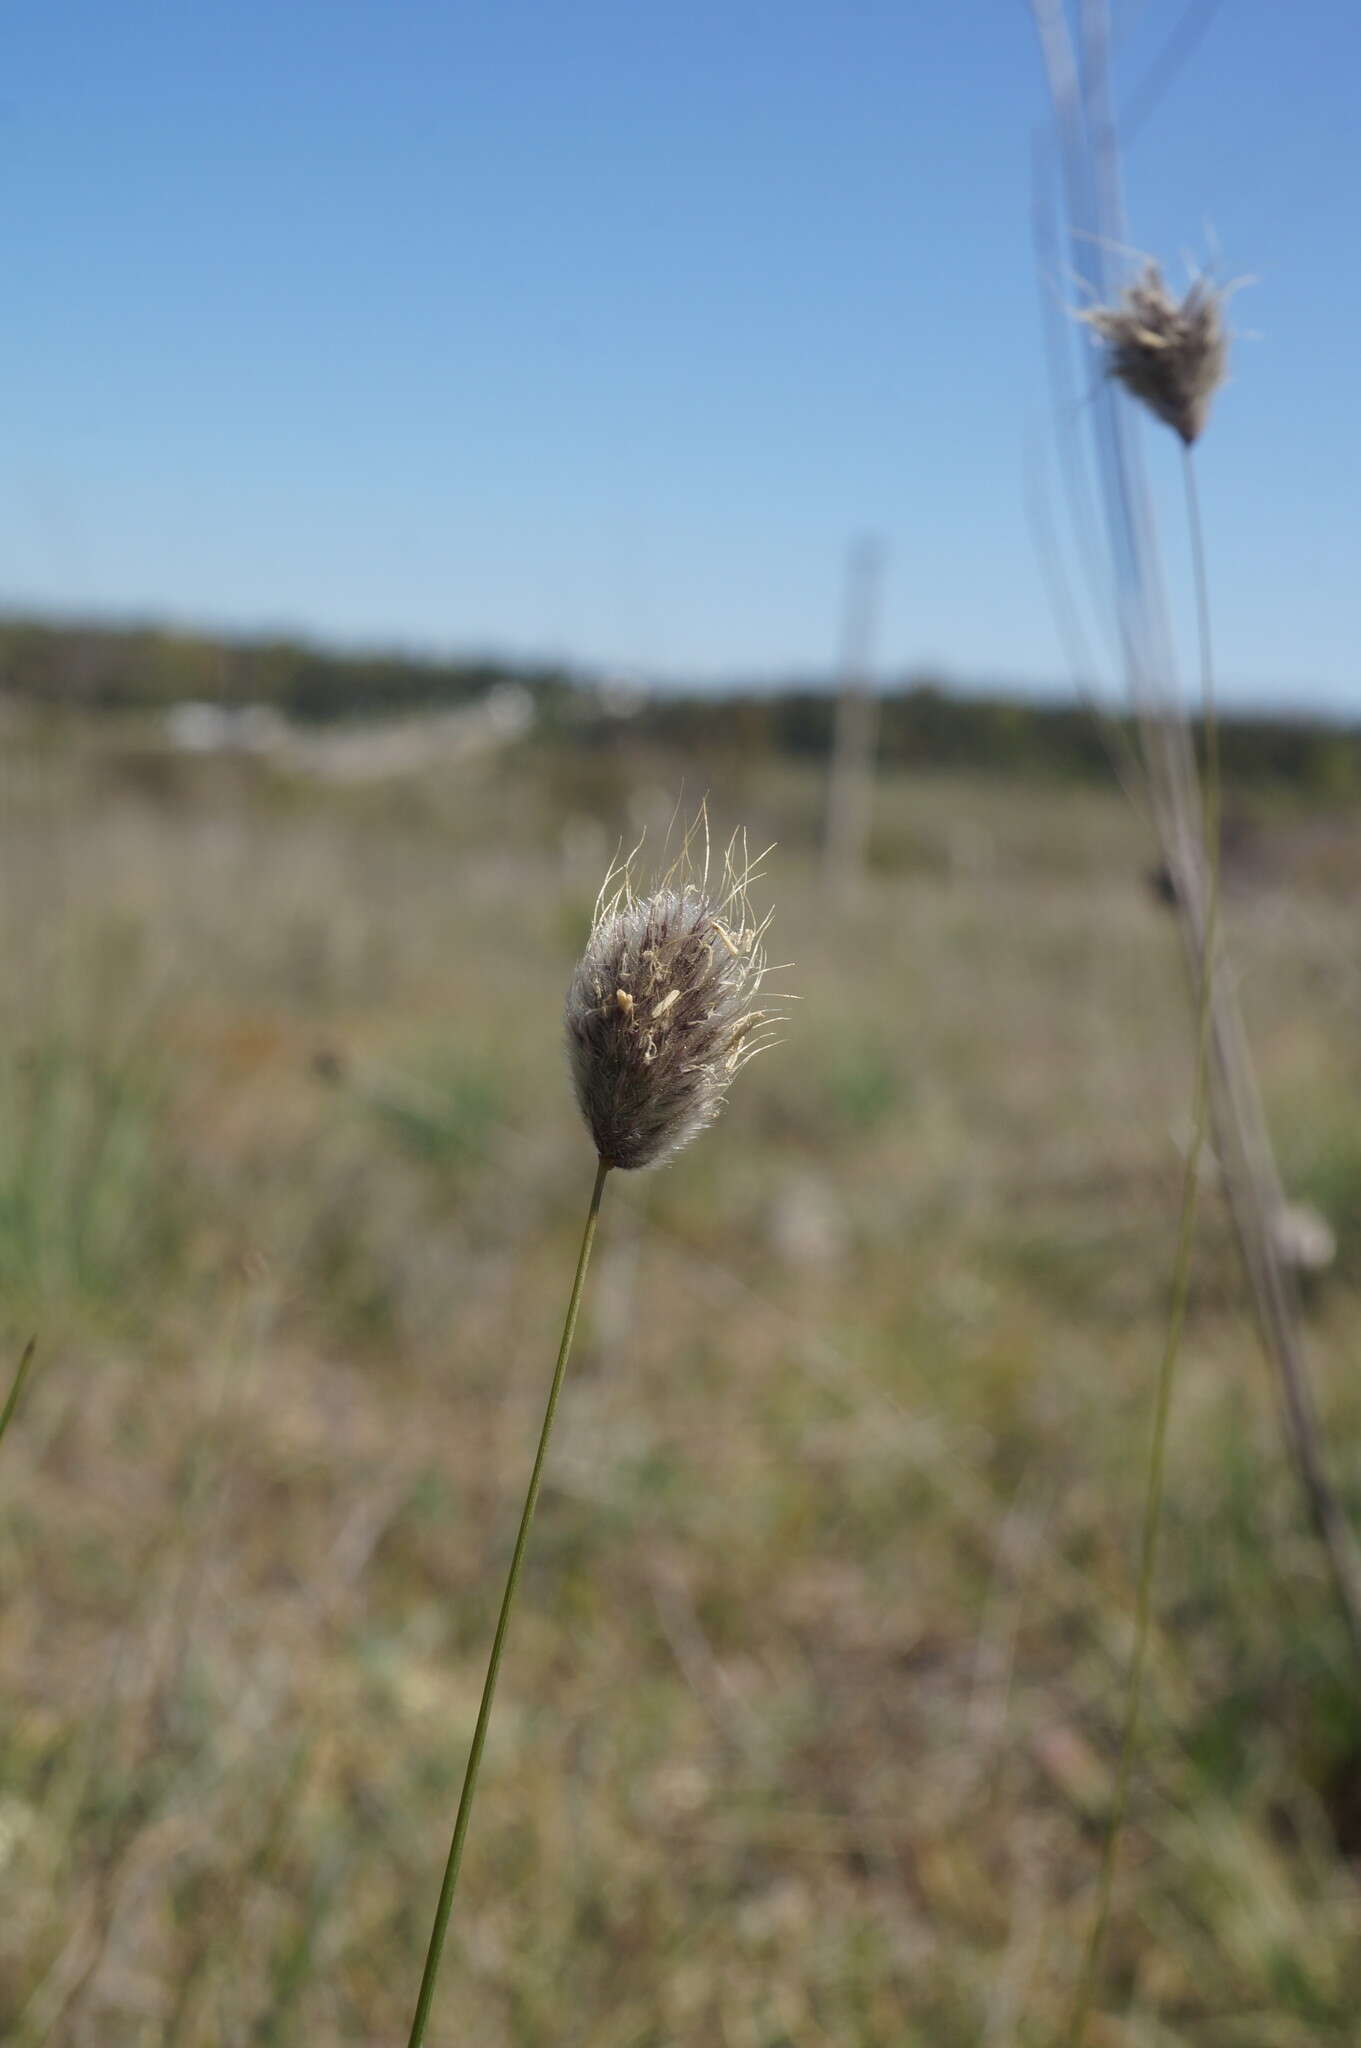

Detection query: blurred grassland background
xmin=3 ymin=680 xmax=1361 ymax=2044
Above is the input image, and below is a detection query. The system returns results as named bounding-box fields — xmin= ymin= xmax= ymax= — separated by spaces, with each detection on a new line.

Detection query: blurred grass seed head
xmin=1085 ymin=261 xmax=1229 ymax=445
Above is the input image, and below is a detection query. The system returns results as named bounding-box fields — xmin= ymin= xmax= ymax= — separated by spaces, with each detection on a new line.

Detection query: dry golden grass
xmin=2 ymin=723 xmax=1361 ymax=2044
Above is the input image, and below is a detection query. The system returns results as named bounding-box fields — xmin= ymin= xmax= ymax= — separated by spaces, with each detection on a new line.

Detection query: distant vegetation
xmin=0 ymin=614 xmax=577 ymax=725
xmin=2 ymin=611 xmax=1359 ymax=792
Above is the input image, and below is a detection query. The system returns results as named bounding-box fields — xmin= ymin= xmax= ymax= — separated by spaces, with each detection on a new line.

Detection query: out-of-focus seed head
xmin=565 ymin=820 xmax=779 ymax=1171
xmin=1084 ymin=261 xmax=1228 ymax=446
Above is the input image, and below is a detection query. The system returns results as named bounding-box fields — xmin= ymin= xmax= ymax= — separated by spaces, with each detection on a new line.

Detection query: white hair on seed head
xmin=565 ymin=813 xmax=779 ymax=1171
xmin=1083 ymin=260 xmax=1230 ymax=447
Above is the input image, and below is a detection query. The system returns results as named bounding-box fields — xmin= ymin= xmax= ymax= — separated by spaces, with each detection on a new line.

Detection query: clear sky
xmin=5 ymin=2 xmax=1360 ymax=707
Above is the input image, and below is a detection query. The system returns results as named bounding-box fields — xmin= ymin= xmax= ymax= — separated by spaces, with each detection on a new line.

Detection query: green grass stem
xmin=405 ymin=1156 xmax=611 ymax=2048
xmin=1066 ymin=445 xmax=1221 ymax=2046
xmin=0 ymin=1337 xmax=37 ymax=1453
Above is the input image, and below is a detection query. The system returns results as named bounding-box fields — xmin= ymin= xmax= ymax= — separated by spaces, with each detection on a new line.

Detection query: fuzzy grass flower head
xmin=1084 ymin=260 xmax=1229 ymax=446
xmin=565 ymin=819 xmax=779 ymax=1171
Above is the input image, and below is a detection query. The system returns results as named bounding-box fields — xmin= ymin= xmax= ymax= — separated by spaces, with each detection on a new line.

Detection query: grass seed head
xmin=565 ymin=818 xmax=779 ymax=1171
xmin=1084 ymin=261 xmax=1228 ymax=446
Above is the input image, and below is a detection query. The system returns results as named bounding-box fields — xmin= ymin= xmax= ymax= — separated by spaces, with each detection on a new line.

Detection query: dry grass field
xmin=3 ymin=715 xmax=1361 ymax=2045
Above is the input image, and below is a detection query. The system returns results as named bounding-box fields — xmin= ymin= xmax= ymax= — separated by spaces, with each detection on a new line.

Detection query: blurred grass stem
xmin=1067 ymin=445 xmax=1220 ymax=2046
xmin=0 ymin=1337 xmax=37 ymax=1452
xmin=405 ymin=1157 xmax=610 ymax=2048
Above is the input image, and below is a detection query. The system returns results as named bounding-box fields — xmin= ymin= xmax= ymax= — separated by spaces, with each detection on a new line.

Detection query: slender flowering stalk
xmin=405 ymin=819 xmax=779 ymax=2048
xmin=405 ymin=1160 xmax=606 ymax=2048
xmin=1040 ymin=17 xmax=1361 ymax=2038
xmin=1066 ymin=264 xmax=1227 ymax=2047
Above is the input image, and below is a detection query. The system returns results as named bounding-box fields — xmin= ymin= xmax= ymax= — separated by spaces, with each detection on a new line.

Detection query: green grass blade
xmin=0 ymin=1337 xmax=37 ymax=1450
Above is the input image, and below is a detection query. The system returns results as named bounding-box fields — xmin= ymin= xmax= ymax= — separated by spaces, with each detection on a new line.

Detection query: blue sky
xmin=4 ymin=2 xmax=1360 ymax=707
